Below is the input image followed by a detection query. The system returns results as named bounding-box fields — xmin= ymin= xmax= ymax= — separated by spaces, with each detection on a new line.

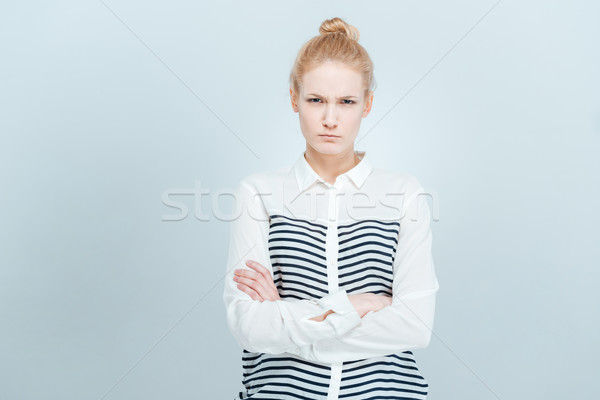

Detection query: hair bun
xmin=319 ymin=17 xmax=360 ymax=41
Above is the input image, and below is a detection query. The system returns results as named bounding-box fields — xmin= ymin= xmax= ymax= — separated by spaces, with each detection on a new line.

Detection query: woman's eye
xmin=307 ymin=98 xmax=354 ymax=104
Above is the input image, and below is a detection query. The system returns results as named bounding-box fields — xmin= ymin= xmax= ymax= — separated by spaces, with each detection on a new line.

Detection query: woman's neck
xmin=304 ymin=145 xmax=360 ymax=185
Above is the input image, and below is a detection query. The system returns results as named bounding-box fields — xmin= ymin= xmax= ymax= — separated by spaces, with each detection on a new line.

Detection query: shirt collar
xmin=294 ymin=150 xmax=373 ymax=192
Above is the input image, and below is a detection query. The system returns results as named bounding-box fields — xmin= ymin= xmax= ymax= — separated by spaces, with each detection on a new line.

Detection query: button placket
xmin=326 ymin=185 xmax=344 ymax=400
xmin=327 ymin=363 xmax=343 ymax=400
xmin=325 ymin=186 xmax=340 ymax=292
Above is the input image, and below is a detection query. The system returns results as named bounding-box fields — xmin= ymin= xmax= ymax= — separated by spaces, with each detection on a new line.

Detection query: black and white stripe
xmin=236 ymin=214 xmax=428 ymax=400
xmin=239 ymin=350 xmax=331 ymax=399
xmin=338 ymin=352 xmax=429 ymax=399
xmin=269 ymin=214 xmax=329 ymax=300
xmin=337 ymin=219 xmax=399 ymax=297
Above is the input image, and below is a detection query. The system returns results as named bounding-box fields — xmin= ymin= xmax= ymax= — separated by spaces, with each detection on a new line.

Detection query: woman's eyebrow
xmin=306 ymin=93 xmax=359 ymax=99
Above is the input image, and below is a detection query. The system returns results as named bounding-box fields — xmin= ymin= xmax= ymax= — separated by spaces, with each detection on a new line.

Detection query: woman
xmin=223 ymin=17 xmax=440 ymax=400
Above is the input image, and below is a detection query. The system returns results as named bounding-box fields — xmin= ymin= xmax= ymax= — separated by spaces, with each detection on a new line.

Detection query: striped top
xmin=223 ymin=150 xmax=440 ymax=400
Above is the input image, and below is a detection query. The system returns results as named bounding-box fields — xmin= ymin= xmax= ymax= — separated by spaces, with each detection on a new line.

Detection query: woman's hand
xmin=233 ymin=260 xmax=281 ymax=302
xmin=348 ymin=293 xmax=392 ymax=318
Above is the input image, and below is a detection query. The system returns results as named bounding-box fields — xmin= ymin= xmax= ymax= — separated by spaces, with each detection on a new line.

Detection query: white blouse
xmin=223 ymin=150 xmax=440 ymax=400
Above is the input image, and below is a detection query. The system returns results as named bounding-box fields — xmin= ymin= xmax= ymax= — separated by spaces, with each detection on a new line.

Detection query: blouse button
xmin=332 ymin=372 xmax=341 ymax=380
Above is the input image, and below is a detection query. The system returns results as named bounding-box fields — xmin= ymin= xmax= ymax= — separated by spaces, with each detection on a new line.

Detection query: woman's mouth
xmin=319 ymin=134 xmax=340 ymax=138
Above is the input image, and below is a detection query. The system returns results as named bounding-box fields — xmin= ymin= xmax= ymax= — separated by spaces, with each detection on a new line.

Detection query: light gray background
xmin=1 ymin=1 xmax=598 ymax=399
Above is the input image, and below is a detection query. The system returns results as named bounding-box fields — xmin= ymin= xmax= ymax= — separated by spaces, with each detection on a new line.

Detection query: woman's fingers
xmin=247 ymin=260 xmax=275 ymax=284
xmin=234 ymin=271 xmax=273 ymax=300
xmin=244 ymin=260 xmax=274 ymax=285
xmin=233 ymin=260 xmax=281 ymax=301
xmin=233 ymin=271 xmax=259 ymax=290
xmin=235 ymin=267 xmax=266 ymax=292
xmin=245 ymin=260 xmax=279 ymax=294
xmin=235 ymin=281 xmax=264 ymax=302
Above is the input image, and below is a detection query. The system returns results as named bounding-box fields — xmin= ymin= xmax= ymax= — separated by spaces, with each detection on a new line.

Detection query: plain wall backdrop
xmin=1 ymin=1 xmax=599 ymax=399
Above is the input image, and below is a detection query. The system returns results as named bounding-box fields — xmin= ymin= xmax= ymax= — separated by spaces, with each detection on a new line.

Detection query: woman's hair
xmin=289 ymin=17 xmax=376 ymax=100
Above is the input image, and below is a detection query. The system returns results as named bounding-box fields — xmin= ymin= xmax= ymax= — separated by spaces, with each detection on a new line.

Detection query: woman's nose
xmin=322 ymin=105 xmax=338 ymax=127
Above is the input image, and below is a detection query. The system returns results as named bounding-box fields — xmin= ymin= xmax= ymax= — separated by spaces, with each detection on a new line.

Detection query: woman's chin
xmin=309 ymin=142 xmax=350 ymax=155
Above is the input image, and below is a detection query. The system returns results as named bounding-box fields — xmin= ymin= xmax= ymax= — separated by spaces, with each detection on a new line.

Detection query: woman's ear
xmin=289 ymin=87 xmax=299 ymax=113
xmin=362 ymin=91 xmax=374 ymax=117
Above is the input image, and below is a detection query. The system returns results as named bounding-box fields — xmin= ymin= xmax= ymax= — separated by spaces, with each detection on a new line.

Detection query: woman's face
xmin=290 ymin=61 xmax=373 ymax=156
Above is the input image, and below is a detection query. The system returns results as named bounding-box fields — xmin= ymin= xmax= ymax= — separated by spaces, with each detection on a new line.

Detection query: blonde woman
xmin=223 ymin=17 xmax=439 ymax=400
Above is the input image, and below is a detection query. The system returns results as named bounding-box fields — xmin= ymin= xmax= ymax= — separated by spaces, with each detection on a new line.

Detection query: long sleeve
xmin=222 ymin=178 xmax=362 ymax=355
xmin=286 ymin=182 xmax=439 ymax=363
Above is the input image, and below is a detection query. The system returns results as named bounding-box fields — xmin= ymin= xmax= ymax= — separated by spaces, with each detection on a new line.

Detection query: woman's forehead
xmin=301 ymin=64 xmax=363 ymax=95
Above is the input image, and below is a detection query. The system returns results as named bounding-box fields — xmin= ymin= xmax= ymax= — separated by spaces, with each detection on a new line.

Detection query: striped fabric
xmin=236 ymin=215 xmax=429 ymax=399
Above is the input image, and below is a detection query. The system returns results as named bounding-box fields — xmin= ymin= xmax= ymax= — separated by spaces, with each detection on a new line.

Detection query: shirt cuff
xmin=304 ymin=289 xmax=361 ymax=337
